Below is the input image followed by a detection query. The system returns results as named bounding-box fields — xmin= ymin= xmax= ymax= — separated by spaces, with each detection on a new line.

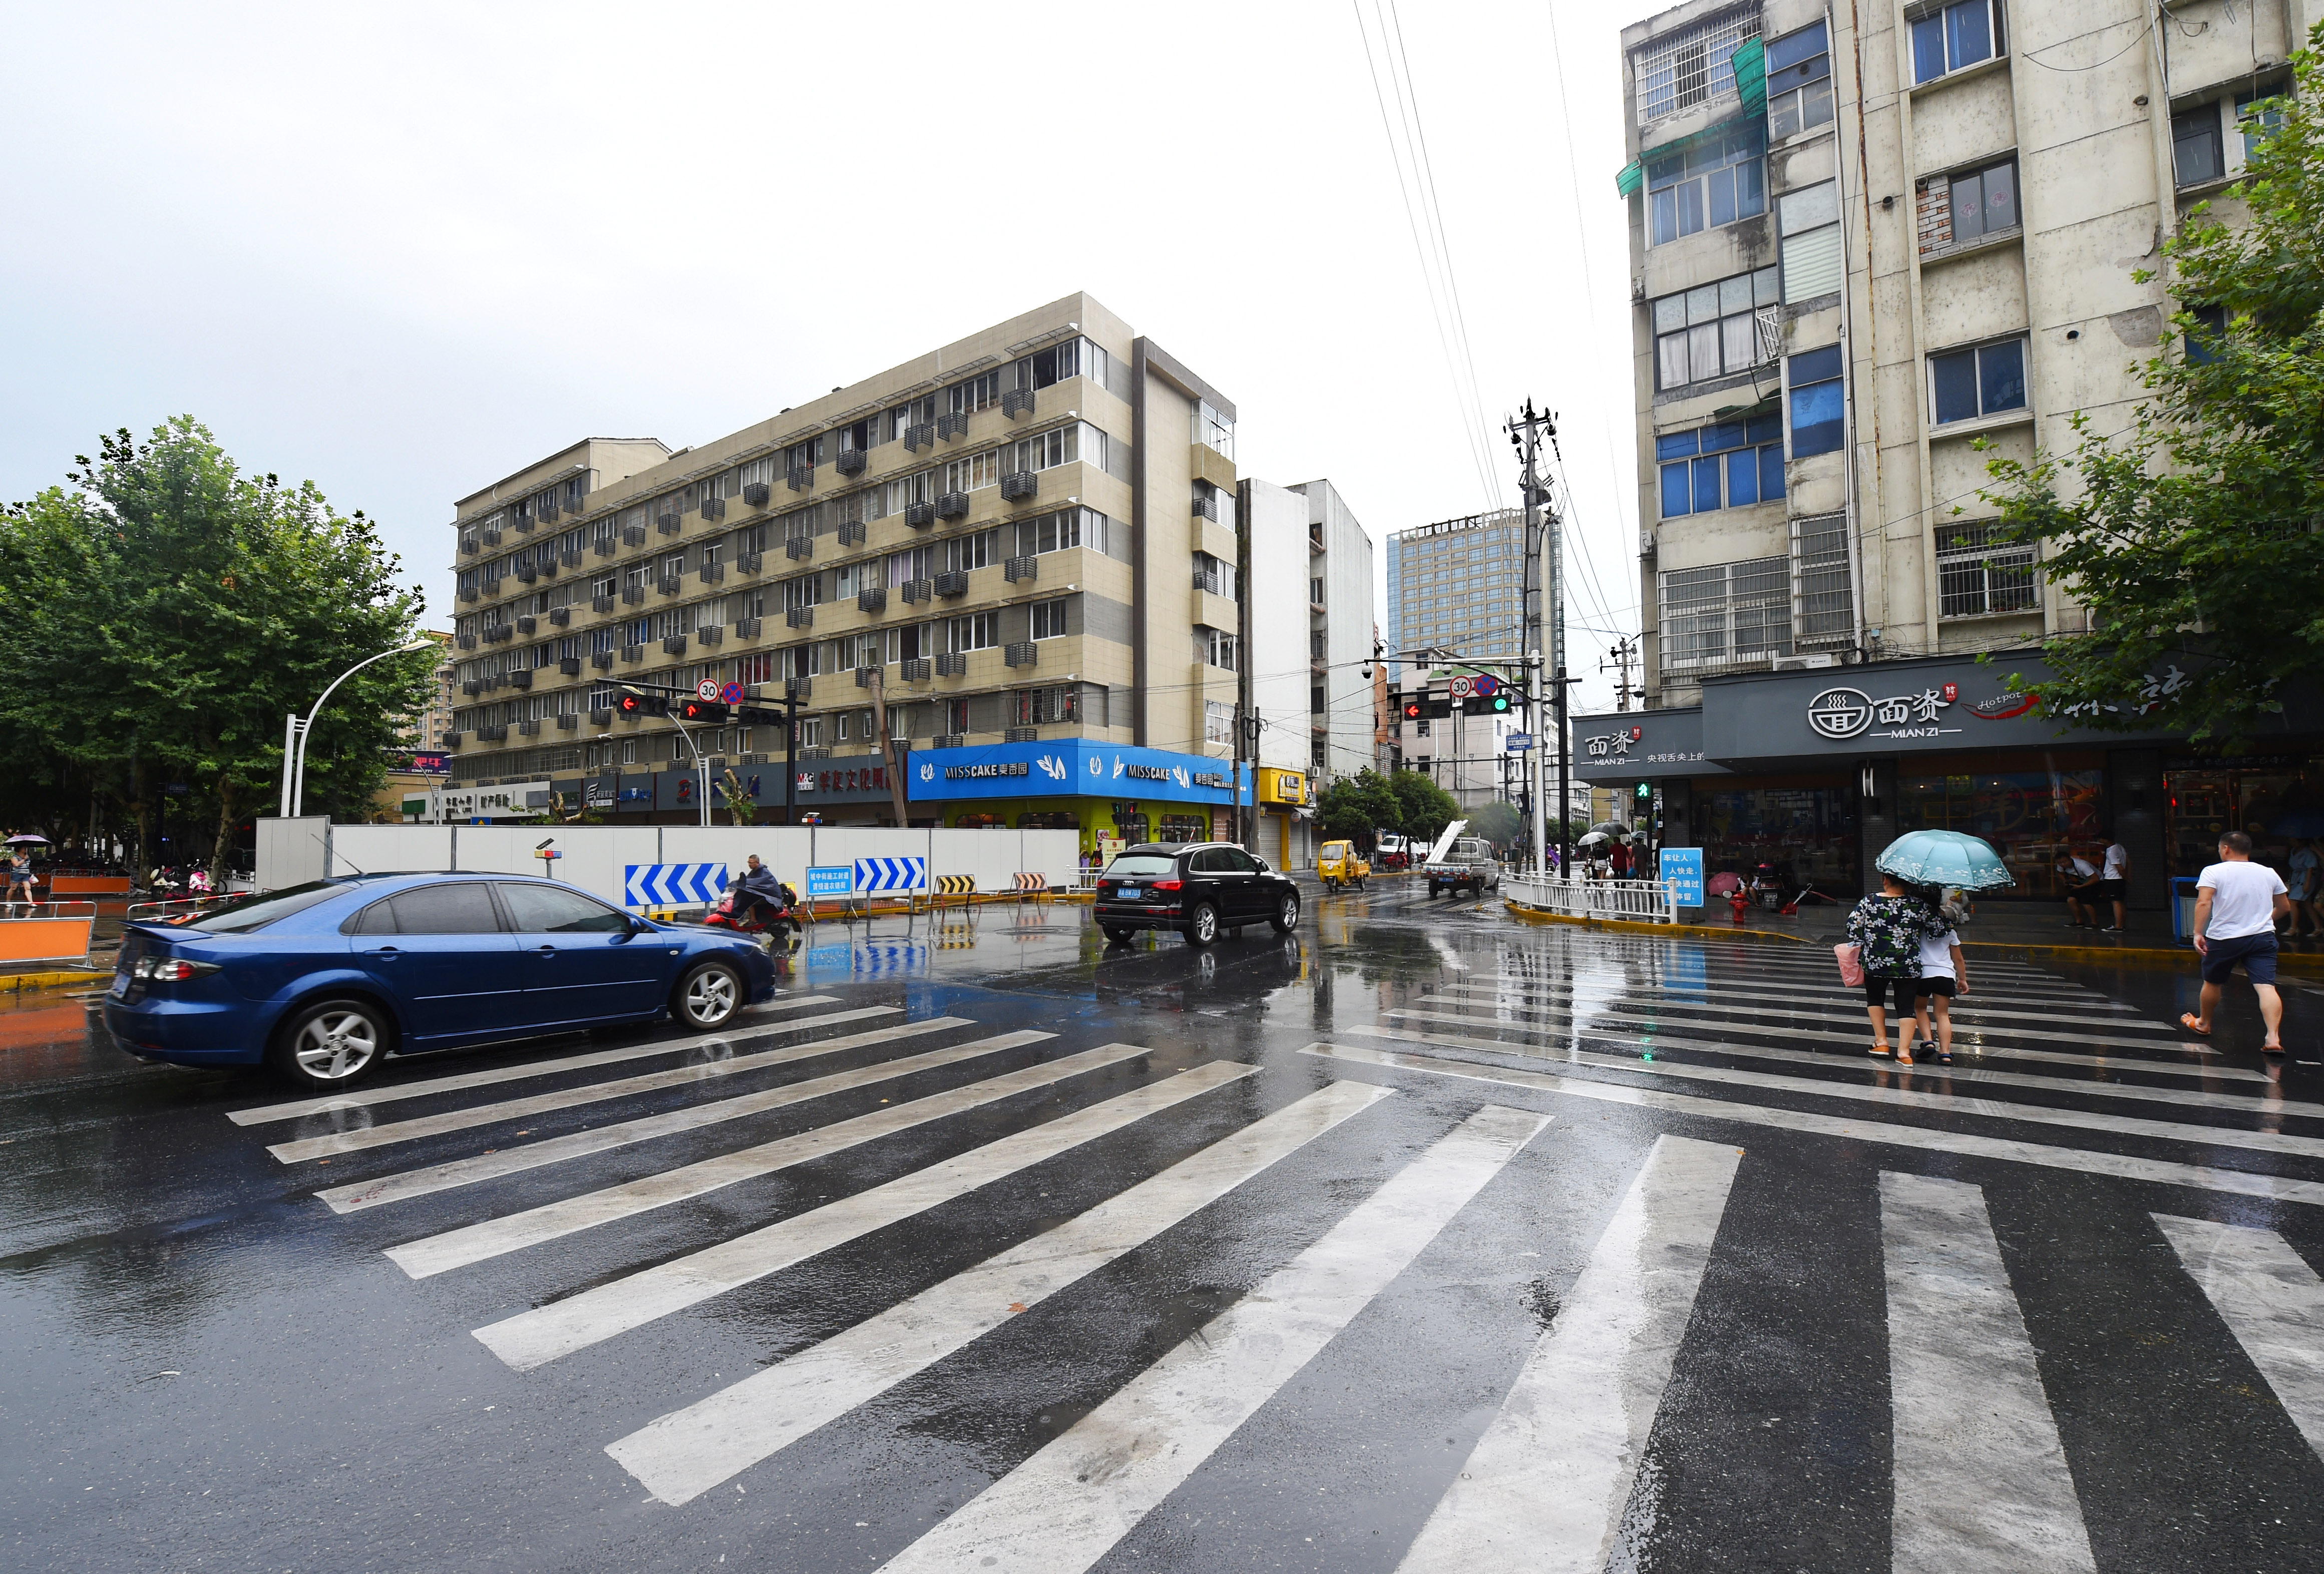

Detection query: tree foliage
xmin=0 ymin=417 xmax=433 ymax=876
xmin=1981 ymin=24 xmax=2324 ymax=742
xmin=1314 ymin=767 xmax=1467 ymax=850
xmin=1466 ymin=801 xmax=1521 ymax=848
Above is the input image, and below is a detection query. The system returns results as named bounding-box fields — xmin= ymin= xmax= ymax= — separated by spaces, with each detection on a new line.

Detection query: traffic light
xmin=1636 ymin=781 xmax=1652 ymax=800
xmin=677 ymin=698 xmax=729 ymax=724
xmin=1489 ymin=691 xmax=1511 ymax=713
xmin=1402 ymin=701 xmax=1423 ymax=721
xmin=616 ymin=691 xmax=667 ymax=719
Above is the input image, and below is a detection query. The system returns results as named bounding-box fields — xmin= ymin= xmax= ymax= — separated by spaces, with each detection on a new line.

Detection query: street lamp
xmin=280 ymin=637 xmax=438 ymax=819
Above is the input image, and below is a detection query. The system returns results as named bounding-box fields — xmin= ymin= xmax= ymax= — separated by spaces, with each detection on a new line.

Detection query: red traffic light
xmin=616 ymin=691 xmax=667 ymax=718
xmin=1402 ymin=701 xmax=1422 ymax=719
xmin=678 ymin=698 xmax=730 ymax=724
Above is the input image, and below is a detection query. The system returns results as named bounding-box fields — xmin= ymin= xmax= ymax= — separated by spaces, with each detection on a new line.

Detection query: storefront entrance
xmin=1695 ymin=775 xmax=1858 ymax=899
xmin=1893 ymin=751 xmax=2106 ymax=902
xmin=2165 ymin=755 xmax=2324 ymax=885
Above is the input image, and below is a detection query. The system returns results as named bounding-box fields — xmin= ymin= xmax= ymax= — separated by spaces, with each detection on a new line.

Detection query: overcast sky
xmin=2 ymin=1 xmax=1645 ymax=714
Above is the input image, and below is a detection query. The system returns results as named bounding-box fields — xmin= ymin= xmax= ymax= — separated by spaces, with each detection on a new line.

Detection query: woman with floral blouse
xmin=1845 ymin=873 xmax=1953 ymax=1062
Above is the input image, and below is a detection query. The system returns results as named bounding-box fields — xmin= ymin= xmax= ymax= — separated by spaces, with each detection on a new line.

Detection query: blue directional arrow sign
xmin=623 ymin=862 xmax=731 ymax=907
xmin=855 ymin=856 xmax=927 ymax=893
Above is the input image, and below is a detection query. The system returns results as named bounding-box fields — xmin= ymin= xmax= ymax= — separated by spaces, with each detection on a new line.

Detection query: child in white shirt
xmin=1907 ymin=918 xmax=1969 ymax=1065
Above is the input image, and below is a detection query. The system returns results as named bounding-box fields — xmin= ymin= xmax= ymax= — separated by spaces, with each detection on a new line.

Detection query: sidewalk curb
xmin=1500 ymin=903 xmax=1812 ymax=945
xmin=3 ymin=967 xmax=111 ymax=993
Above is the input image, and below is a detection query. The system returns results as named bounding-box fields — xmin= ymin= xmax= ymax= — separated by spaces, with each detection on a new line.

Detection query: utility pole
xmin=1601 ymin=635 xmax=1640 ymax=713
xmin=1506 ymin=401 xmax=1560 ymax=876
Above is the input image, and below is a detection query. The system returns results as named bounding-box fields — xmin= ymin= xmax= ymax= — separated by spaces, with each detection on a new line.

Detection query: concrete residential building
xmin=442 ymin=294 xmax=1263 ymax=855
xmin=1595 ymin=0 xmax=2322 ymax=907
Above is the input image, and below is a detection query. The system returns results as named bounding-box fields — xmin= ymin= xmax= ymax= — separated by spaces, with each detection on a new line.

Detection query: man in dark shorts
xmin=2185 ymin=831 xmax=2290 ymax=1053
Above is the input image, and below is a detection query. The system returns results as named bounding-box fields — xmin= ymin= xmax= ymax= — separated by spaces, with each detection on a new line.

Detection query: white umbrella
xmin=5 ymin=834 xmax=49 ymax=845
xmin=1576 ymin=831 xmax=1612 ymax=848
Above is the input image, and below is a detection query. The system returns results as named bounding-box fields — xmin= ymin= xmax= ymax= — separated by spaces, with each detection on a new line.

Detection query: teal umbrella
xmin=1876 ymin=830 xmax=2015 ymax=891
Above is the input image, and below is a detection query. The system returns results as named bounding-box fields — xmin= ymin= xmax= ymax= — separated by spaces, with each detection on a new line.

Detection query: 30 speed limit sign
xmin=1448 ymin=675 xmax=1472 ymax=699
xmin=696 ymin=678 xmax=721 ymax=702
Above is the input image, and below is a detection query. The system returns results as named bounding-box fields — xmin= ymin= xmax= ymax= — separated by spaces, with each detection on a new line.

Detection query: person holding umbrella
xmin=1851 ymin=831 xmax=2016 ymax=1062
xmin=3 ymin=834 xmax=43 ymax=910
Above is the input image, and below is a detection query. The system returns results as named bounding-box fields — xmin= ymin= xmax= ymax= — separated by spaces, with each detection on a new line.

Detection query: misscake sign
xmin=909 ymin=740 xmax=1245 ymax=804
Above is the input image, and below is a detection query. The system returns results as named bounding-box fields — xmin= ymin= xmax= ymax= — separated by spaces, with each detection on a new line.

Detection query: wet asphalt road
xmin=6 ymin=877 xmax=2324 ymax=1573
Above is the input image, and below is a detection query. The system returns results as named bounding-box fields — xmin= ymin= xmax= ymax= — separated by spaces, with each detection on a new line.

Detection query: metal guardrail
xmin=125 ymin=895 xmax=236 ymax=923
xmin=2 ymin=900 xmax=99 ymax=921
xmin=1502 ymin=875 xmax=1679 ymax=925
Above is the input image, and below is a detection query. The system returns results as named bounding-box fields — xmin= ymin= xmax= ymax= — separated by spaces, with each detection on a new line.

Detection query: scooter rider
xmin=734 ymin=855 xmax=787 ymax=927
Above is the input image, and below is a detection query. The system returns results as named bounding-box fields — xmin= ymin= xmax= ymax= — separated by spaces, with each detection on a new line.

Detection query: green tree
xmin=1980 ymin=24 xmax=2324 ymax=742
xmin=1315 ymin=767 xmax=1399 ymax=848
xmin=1387 ymin=769 xmax=1461 ymax=848
xmin=1466 ymin=800 xmax=1521 ymax=848
xmin=0 ymin=418 xmax=432 ymax=880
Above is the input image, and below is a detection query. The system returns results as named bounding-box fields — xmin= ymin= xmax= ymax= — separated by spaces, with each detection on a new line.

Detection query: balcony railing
xmin=936 ymin=651 xmax=968 ymax=676
xmin=735 ymin=616 xmax=762 ymax=638
xmin=901 ymin=576 xmax=933 ymax=604
xmin=858 ymin=585 xmax=887 ymax=613
xmin=787 ymin=605 xmax=816 ymax=629
xmin=835 ymin=448 xmax=868 ymax=477
xmin=558 ymin=656 xmax=581 ymax=675
xmin=937 ymin=411 xmax=971 ymax=441
xmin=838 ymin=519 xmax=867 ymax=548
xmin=591 ymin=650 xmax=614 ymax=670
xmin=904 ymin=421 xmax=936 ymax=452
xmin=1004 ymin=724 xmax=1039 ymax=741
xmin=906 ymin=500 xmax=937 ymax=528
xmin=1004 ymin=555 xmax=1037 ymax=584
xmin=743 ymin=481 xmax=771 ymax=507
xmin=1194 ymin=566 xmax=1226 ymax=594
xmin=1192 ymin=495 xmax=1218 ymax=521
xmin=935 ymin=491 xmax=969 ymax=520
xmin=1004 ymin=641 xmax=1038 ymax=668
xmin=786 ymin=535 xmax=815 ymax=561
xmin=1000 ymin=471 xmax=1037 ymax=502
xmin=786 ymin=466 xmax=814 ymax=492
xmin=662 ymin=634 xmax=689 ymax=655
xmin=934 ymin=571 xmax=970 ymax=597
xmin=700 ymin=495 xmax=726 ymax=521
xmin=1002 ymin=387 xmax=1035 ymax=420
xmin=901 ymin=656 xmax=932 ymax=681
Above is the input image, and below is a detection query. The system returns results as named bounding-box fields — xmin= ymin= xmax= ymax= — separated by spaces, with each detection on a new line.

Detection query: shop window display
xmin=2166 ymin=758 xmax=2324 ymax=888
xmin=1697 ymin=780 xmax=1859 ymax=898
xmin=1156 ymin=813 xmax=1211 ymax=842
xmin=1894 ymin=758 xmax=2105 ymax=900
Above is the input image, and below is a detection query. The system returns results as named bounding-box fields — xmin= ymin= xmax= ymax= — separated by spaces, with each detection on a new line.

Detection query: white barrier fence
xmin=258 ymin=818 xmax=1081 ymax=914
xmin=1503 ymin=875 xmax=1680 ymax=925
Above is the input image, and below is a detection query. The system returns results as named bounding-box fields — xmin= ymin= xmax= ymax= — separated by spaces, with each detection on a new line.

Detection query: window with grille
xmin=1657 ymin=556 xmax=1791 ymax=672
xmin=1935 ymin=521 xmax=2037 ymax=618
xmin=1633 ymin=7 xmax=1759 ymax=125
xmin=1016 ymin=685 xmax=1080 ymax=726
xmin=1790 ymin=513 xmax=1853 ymax=646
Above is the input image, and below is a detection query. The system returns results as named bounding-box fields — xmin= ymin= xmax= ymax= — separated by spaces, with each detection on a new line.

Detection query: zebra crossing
xmin=217 ymin=949 xmax=2324 ymax=1567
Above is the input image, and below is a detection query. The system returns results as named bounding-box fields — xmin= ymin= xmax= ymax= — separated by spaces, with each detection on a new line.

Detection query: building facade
xmin=1609 ymin=0 xmax=2320 ymax=904
xmin=1386 ymin=509 xmax=1526 ymax=678
xmin=441 ymin=294 xmax=1261 ymax=854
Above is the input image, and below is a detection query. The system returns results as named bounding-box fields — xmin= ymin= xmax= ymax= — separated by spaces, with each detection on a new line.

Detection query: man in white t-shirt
xmin=2185 ymin=830 xmax=2291 ymax=1053
xmin=2091 ymin=837 xmax=2130 ymax=933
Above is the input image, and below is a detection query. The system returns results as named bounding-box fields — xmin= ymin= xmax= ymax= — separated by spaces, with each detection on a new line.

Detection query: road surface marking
xmin=1396 ymin=1133 xmax=1738 ymax=1573
xmin=878 ymin=1104 xmax=1548 ymax=1574
xmin=1428 ymin=978 xmax=2182 ymax=1036
xmin=605 ymin=1079 xmax=1393 ymax=1505
xmin=1300 ymin=1044 xmax=2324 ymax=1208
xmin=267 ymin=1017 xmax=971 ymax=1163
xmin=388 ymin=1039 xmax=1146 ymax=1275
xmin=227 ymin=999 xmax=866 ymax=1123
xmin=1881 ymin=1172 xmax=2096 ymax=1572
xmin=477 ymin=1059 xmax=1259 ymax=1369
xmin=1354 ymin=1023 xmax=2324 ymax=1158
xmin=322 ymin=1031 xmax=1050 ymax=1214
xmin=2153 ymin=1213 xmax=2324 ymax=1459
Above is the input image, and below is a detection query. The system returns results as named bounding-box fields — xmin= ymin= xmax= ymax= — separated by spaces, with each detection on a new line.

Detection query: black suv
xmin=1094 ymin=842 xmax=1301 ymax=946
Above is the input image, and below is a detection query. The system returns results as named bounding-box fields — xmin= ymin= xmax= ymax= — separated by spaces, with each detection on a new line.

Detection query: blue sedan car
xmin=102 ymin=873 xmax=780 ymax=1090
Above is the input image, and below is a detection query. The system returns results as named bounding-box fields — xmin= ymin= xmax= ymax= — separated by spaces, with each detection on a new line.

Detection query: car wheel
xmin=673 ymin=959 xmax=745 ymax=1029
xmin=1102 ymin=926 xmax=1132 ymax=945
xmin=1271 ymin=891 xmax=1300 ymax=933
xmin=1184 ymin=902 xmax=1220 ymax=946
xmin=270 ymin=997 xmax=392 ymax=1089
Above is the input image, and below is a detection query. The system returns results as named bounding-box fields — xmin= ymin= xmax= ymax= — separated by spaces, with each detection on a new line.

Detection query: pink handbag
xmin=1834 ymin=942 xmax=1864 ymax=988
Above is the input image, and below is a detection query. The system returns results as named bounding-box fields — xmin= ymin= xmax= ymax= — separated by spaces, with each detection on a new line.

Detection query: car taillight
xmin=1149 ymin=879 xmax=1183 ymax=892
xmin=133 ymin=958 xmax=220 ymax=982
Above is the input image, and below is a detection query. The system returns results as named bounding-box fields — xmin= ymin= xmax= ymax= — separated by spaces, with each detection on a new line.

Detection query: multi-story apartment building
xmin=1385 ymin=510 xmax=1528 ymax=676
xmin=441 ymin=294 xmax=1266 ymax=855
xmin=1239 ymin=478 xmax=1378 ymax=866
xmin=1591 ymin=0 xmax=2321 ymax=911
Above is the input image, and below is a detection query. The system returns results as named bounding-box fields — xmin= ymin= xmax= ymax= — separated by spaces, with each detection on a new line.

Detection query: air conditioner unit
xmin=1771 ymin=653 xmax=1837 ymax=672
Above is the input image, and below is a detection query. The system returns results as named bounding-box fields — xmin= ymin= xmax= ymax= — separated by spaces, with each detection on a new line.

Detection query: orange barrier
xmin=0 ymin=916 xmax=96 ymax=964
xmin=50 ymin=875 xmax=132 ymax=896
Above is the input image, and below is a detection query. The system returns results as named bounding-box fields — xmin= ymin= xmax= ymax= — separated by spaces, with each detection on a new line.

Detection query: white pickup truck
xmin=1421 ymin=822 xmax=1501 ymax=899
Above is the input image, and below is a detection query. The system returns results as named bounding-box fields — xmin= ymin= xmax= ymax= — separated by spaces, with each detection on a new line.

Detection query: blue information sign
xmin=1504 ymin=733 xmax=1533 ymax=752
xmin=804 ymin=865 xmax=854 ymax=899
xmin=1658 ymin=847 xmax=1704 ymax=908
